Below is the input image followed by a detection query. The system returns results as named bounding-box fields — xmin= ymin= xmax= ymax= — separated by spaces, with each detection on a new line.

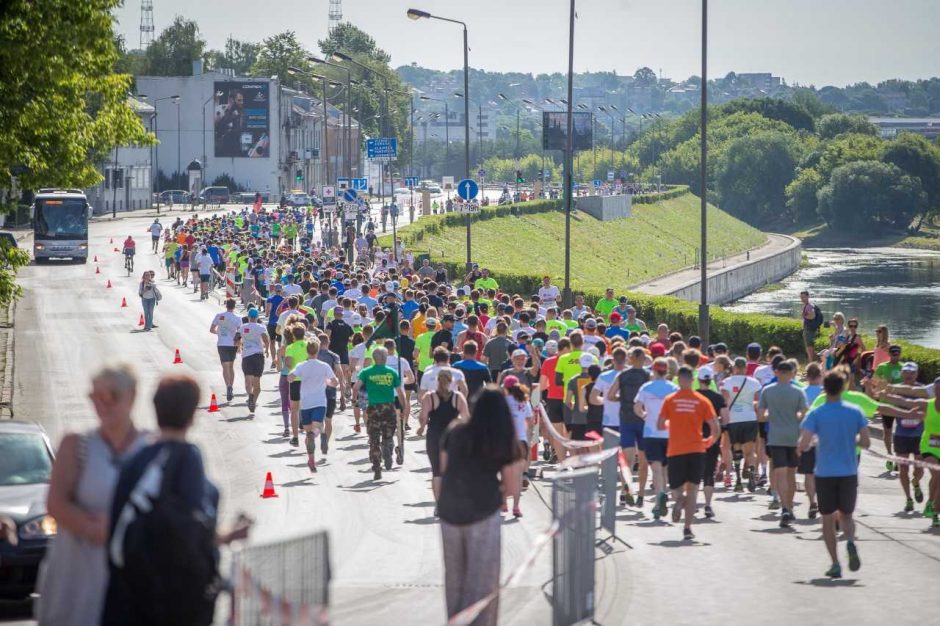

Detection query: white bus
xmin=32 ymin=189 xmax=91 ymax=263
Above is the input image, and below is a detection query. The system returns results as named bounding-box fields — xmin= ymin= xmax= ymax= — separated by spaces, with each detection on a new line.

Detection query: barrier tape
xmin=235 ymin=564 xmax=329 ymax=626
xmin=538 ymin=405 xmax=604 ymax=450
xmin=864 ymin=446 xmax=940 ymax=471
xmin=559 ymin=446 xmax=620 ymax=470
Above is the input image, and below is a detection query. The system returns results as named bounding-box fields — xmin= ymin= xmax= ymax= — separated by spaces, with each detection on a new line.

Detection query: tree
xmin=816 ymin=133 xmax=883 ymax=179
xmin=144 ymin=16 xmax=206 ymax=76
xmin=717 ymin=132 xmax=800 ymax=225
xmin=785 ymin=168 xmax=824 ymax=223
xmin=721 ymin=97 xmax=815 ymax=132
xmin=817 ymin=161 xmax=925 ymax=230
xmin=790 ymin=89 xmax=834 ymax=119
xmin=250 ymin=31 xmax=310 ymax=84
xmin=633 ymin=67 xmax=658 ymax=88
xmin=881 ymin=133 xmax=940 ymax=230
xmin=206 ymin=37 xmax=260 ymax=76
xmin=816 ymin=113 xmax=878 ymax=140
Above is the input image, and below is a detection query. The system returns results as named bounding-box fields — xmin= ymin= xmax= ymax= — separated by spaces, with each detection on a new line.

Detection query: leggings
xmin=278 ymin=374 xmax=290 ymax=428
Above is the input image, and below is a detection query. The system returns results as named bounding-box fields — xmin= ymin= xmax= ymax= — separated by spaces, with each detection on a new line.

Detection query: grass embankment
xmin=400 ymin=192 xmax=766 ymax=290
xmin=787 ymin=220 xmax=940 ymax=251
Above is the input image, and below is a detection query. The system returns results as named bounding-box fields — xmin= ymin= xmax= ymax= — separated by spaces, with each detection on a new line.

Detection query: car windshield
xmin=0 ymin=433 xmax=52 ymax=486
xmin=35 ymin=198 xmax=88 ymax=240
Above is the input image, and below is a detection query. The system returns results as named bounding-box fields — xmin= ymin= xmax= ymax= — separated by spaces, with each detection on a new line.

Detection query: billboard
xmin=214 ymin=81 xmax=270 ymax=158
xmin=542 ymin=111 xmax=593 ymax=151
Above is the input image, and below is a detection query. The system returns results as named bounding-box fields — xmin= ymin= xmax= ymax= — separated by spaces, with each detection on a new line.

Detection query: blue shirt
xmin=804 ymin=384 xmax=823 ymax=405
xmin=401 ymin=300 xmax=419 ymax=320
xmin=207 ymin=245 xmax=221 ymax=265
xmin=266 ymin=295 xmax=284 ymax=326
xmin=605 ymin=326 xmax=630 ymax=340
xmin=801 ymin=400 xmax=868 ymax=477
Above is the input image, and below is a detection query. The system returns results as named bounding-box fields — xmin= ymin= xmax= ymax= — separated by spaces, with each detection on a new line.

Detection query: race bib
xmin=929 ymin=434 xmax=940 ymax=449
xmin=899 ymin=418 xmax=920 ymax=429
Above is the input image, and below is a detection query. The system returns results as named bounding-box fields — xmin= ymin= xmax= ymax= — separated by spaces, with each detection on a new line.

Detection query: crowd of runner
xmin=144 ymin=203 xmax=939 ymax=582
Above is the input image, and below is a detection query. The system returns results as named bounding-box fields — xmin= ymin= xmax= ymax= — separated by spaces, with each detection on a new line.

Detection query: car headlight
xmin=79 ymin=243 xmax=88 ymax=249
xmin=34 ymin=243 xmax=45 ymax=250
xmin=19 ymin=514 xmax=57 ymax=539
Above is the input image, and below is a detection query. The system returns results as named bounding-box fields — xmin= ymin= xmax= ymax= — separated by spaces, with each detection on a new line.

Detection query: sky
xmin=115 ymin=0 xmax=939 ymax=87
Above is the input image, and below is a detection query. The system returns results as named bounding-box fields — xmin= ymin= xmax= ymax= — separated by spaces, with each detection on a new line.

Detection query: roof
xmin=127 ymin=96 xmax=155 ymax=114
xmin=35 ymin=188 xmax=87 ymax=199
xmin=0 ymin=420 xmax=46 ymax=435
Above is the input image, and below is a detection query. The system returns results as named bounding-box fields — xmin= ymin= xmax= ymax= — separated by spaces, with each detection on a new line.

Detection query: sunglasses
xmin=848 ymin=324 xmax=858 ymax=328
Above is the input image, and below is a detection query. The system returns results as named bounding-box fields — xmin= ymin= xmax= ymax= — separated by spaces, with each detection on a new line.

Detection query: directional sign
xmin=456 ymin=179 xmax=479 ymax=201
xmin=351 ymin=178 xmax=368 ymax=191
xmin=322 ymin=185 xmax=336 ymax=206
xmin=367 ymin=138 xmax=398 ymax=159
xmin=592 ymin=179 xmax=601 ymax=188
xmin=343 ymin=189 xmax=358 ymax=203
xmin=404 ymin=176 xmax=419 ymax=189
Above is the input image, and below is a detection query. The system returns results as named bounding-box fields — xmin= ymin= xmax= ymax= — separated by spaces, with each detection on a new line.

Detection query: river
xmin=724 ymin=247 xmax=940 ymax=349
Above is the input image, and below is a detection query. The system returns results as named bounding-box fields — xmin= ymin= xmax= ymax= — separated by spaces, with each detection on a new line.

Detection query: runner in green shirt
xmin=473 ymin=268 xmax=499 ymax=291
xmin=595 ymin=288 xmax=618 ymax=320
xmin=354 ymin=347 xmax=407 ymax=480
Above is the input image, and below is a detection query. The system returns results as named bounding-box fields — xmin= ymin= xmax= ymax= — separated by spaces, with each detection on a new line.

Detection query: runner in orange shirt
xmin=658 ymin=366 xmax=720 ymax=540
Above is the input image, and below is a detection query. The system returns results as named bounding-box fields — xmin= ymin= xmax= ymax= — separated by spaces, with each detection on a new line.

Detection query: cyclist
xmin=122 ymin=236 xmax=136 ymax=272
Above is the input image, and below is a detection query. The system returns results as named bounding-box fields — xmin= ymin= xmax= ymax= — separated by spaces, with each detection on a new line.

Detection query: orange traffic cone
xmin=106 ymin=279 xmax=112 ymax=288
xmin=120 ymin=297 xmax=127 ymax=308
xmin=260 ymin=472 xmax=278 ymax=498
xmin=138 ymin=313 xmax=145 ymax=326
xmin=173 ymin=349 xmax=182 ymax=364
xmin=93 ymin=255 xmax=98 ymax=262
xmin=95 ymin=266 xmax=100 ymax=274
xmin=208 ymin=393 xmax=219 ymax=413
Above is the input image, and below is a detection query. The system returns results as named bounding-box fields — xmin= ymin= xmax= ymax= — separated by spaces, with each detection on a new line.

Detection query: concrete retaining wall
xmin=577 ymin=194 xmax=632 ymax=221
xmin=667 ymin=234 xmax=802 ymax=305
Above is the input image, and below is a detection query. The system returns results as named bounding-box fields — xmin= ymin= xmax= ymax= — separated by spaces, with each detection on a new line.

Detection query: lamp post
xmin=562 ymin=0 xmax=576 ymax=308
xmin=455 ymin=91 xmax=484 ymax=170
xmin=407 ymin=7 xmax=472 ymax=271
xmin=175 ymin=99 xmax=181 ymax=187
xmin=152 ymin=95 xmax=180 ymax=197
xmin=309 ymin=55 xmax=353 ymax=178
xmin=522 ymin=98 xmax=547 ymax=190
xmin=598 ymin=106 xmax=616 ymax=175
xmin=419 ymin=95 xmax=448 ymax=176
xmin=699 ymin=0 xmax=710 ymax=344
xmin=202 ymin=90 xmax=222 ymax=196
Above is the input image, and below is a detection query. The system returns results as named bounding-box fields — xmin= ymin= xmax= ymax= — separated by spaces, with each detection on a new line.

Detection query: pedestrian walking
xmin=138 ymin=270 xmax=160 ymax=331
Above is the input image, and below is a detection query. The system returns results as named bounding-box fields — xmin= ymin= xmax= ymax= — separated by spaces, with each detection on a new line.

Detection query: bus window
xmin=35 ymin=199 xmax=88 ymax=239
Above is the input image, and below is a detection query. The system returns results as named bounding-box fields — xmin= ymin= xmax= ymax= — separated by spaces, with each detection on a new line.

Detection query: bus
xmin=32 ymin=189 xmax=91 ymax=263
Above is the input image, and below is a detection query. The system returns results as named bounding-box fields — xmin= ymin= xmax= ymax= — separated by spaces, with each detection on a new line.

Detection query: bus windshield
xmin=35 ymin=199 xmax=88 ymax=240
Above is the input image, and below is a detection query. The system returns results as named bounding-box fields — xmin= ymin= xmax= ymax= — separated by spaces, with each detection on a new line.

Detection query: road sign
xmin=478 ymin=168 xmax=486 ymax=178
xmin=367 ymin=138 xmax=398 ymax=159
xmin=458 ymin=202 xmax=480 ymax=214
xmin=322 ymin=185 xmax=336 ymax=206
xmin=336 ymin=177 xmax=349 ymax=190
xmin=456 ymin=179 xmax=479 ymax=201
xmin=351 ymin=178 xmax=368 ymax=191
xmin=607 ymin=170 xmax=614 ymax=182
xmin=343 ymin=189 xmax=358 ymax=202
xmin=404 ymin=176 xmax=419 ymax=189
xmin=442 ymin=176 xmax=455 ymax=191
xmin=592 ymin=179 xmax=601 ymax=188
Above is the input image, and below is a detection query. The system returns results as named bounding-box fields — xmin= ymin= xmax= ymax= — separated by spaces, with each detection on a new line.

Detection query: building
xmin=85 ymin=97 xmax=155 ymax=214
xmin=736 ymin=73 xmax=783 ymax=92
xmin=136 ymin=63 xmax=360 ymax=201
xmin=869 ymin=117 xmax=940 ymax=140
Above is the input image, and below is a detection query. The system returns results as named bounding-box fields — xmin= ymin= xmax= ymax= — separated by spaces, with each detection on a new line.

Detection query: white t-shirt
xmin=344 ymin=288 xmax=362 ymax=300
xmin=276 ymin=308 xmax=302 ymax=332
xmin=753 ymin=365 xmax=775 ymax=387
xmin=239 ymin=322 xmax=267 ymax=357
xmin=420 ymin=365 xmax=465 ymax=393
xmin=506 ymin=396 xmax=533 ymax=442
xmin=538 ymin=285 xmax=560 ymax=303
xmin=149 ymin=222 xmax=163 ymax=236
xmin=635 ymin=378 xmax=678 ymax=438
xmin=282 ymin=283 xmax=302 ymax=297
xmin=512 ymin=326 xmax=537 ymax=341
xmin=213 ymin=311 xmax=242 ymax=347
xmin=385 ymin=355 xmax=413 ymax=391
xmin=195 ymin=253 xmax=214 ymax=275
xmin=349 ymin=343 xmax=368 ymax=369
xmin=320 ymin=299 xmax=338 ymax=317
xmin=593 ymin=368 xmax=621 ymax=427
xmin=291 ymin=359 xmax=336 ymax=409
xmin=720 ymin=375 xmax=762 ymax=423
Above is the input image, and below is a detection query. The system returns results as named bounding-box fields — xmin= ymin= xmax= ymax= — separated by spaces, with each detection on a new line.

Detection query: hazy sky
xmin=115 ymin=0 xmax=938 ymax=87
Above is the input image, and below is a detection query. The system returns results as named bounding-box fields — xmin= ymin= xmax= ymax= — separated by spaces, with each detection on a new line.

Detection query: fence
xmin=551 ymin=468 xmax=597 ymax=626
xmin=230 ymin=530 xmax=331 ymax=626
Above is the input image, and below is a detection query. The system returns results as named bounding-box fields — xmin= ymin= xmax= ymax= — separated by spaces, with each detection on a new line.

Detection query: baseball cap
xmin=714 ymin=342 xmax=728 ymax=353
xmin=247 ymin=308 xmax=259 ymax=318
xmin=579 ymin=353 xmax=597 ymax=367
xmin=747 ymin=342 xmax=762 ymax=352
xmin=639 ymin=334 xmax=651 ymax=346
xmin=618 ymin=296 xmax=628 ymax=303
xmin=649 ymin=342 xmax=667 ymax=357
xmin=532 ymin=338 xmax=545 ymax=349
xmin=901 ymin=361 xmax=919 ymax=372
xmin=385 ymin=281 xmax=395 ymax=292
xmin=425 ymin=317 xmax=438 ymax=327
xmin=888 ymin=345 xmax=902 ymax=355
xmin=502 ymin=375 xmax=519 ymax=389
xmin=511 ymin=349 xmax=528 ymax=359
xmin=609 ymin=311 xmax=622 ymax=323
xmin=585 ymin=318 xmax=597 ymax=329
xmin=351 ymin=313 xmax=363 ymax=325
xmin=697 ymin=366 xmax=714 ymax=381
xmin=625 ymin=305 xmax=635 ymax=313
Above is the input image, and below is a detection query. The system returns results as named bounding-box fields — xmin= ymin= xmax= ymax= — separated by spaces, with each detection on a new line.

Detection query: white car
xmin=393 ymin=187 xmax=413 ymax=195
xmin=419 ymin=181 xmax=442 ymax=193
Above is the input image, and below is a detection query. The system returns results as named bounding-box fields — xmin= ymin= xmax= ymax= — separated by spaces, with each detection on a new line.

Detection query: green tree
xmin=633 ymin=67 xmax=658 ymax=88
xmin=250 ymin=31 xmax=310 ymax=84
xmin=816 ymin=133 xmax=883 ymax=179
xmin=785 ymin=168 xmax=824 ymax=223
xmin=881 ymin=133 xmax=940 ymax=230
xmin=144 ymin=16 xmax=206 ymax=76
xmin=817 ymin=161 xmax=925 ymax=230
xmin=207 ymin=37 xmax=260 ymax=75
xmin=791 ymin=89 xmax=834 ymax=119
xmin=816 ymin=113 xmax=878 ymax=139
xmin=721 ymin=97 xmax=815 ymax=132
xmin=717 ymin=132 xmax=800 ymax=225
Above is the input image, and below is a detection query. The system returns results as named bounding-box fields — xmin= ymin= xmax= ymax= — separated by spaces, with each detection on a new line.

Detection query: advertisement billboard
xmin=214 ymin=81 xmax=270 ymax=158
xmin=542 ymin=111 xmax=593 ymax=151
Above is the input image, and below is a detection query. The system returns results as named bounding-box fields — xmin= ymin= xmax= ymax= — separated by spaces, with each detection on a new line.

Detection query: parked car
xmin=0 ymin=421 xmax=55 ymax=599
xmin=157 ymin=189 xmax=190 ymax=204
xmin=0 ymin=231 xmax=18 ymax=249
xmin=284 ymin=193 xmax=313 ymax=207
xmin=199 ymin=186 xmax=231 ymax=204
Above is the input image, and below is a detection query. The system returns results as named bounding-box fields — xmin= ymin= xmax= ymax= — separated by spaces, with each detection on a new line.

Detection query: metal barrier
xmin=551 ymin=468 xmax=596 ymax=626
xmin=600 ymin=430 xmax=619 ymax=536
xmin=230 ymin=530 xmax=331 ymax=626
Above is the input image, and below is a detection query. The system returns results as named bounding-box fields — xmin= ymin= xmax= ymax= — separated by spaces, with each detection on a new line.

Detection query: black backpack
xmin=110 ymin=445 xmax=219 ymax=626
xmin=812 ymin=304 xmax=824 ymax=330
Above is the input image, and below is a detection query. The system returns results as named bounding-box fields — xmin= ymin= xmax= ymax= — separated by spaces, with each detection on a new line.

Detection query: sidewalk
xmin=632 ymin=233 xmax=797 ymax=295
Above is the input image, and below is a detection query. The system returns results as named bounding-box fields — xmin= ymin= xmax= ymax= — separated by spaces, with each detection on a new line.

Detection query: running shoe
xmin=247 ymin=396 xmax=255 ymax=413
xmin=270 ymin=360 xmax=277 ymax=370
xmin=913 ymin=481 xmax=924 ymax=503
xmin=885 ymin=460 xmax=894 ymax=471
xmin=281 ymin=428 xmax=290 ymax=438
xmin=847 ymin=541 xmax=861 ymax=572
xmin=395 ymin=445 xmax=404 ymax=466
xmin=734 ymin=481 xmax=744 ymax=493
xmin=383 ymin=440 xmax=394 ymax=470
xmin=758 ymin=473 xmax=768 ymax=488
xmin=904 ymin=498 xmax=915 ymax=513
xmin=226 ymin=386 xmax=234 ymax=402
xmin=742 ymin=465 xmax=752 ymax=480
xmin=289 ymin=436 xmax=299 ymax=447
xmin=779 ymin=510 xmax=791 ymax=528
xmin=320 ymin=433 xmax=328 ymax=455
xmin=704 ymin=505 xmax=715 ymax=519
xmin=522 ymin=472 xmax=530 ymax=490
xmin=513 ymin=507 xmax=523 ymax=519
xmin=746 ymin=473 xmax=756 ymax=493
xmin=925 ymin=502 xmax=935 ymax=518
xmin=808 ymin=503 xmax=818 ymax=519
xmin=622 ymin=490 xmax=635 ymax=507
xmin=768 ymin=496 xmax=781 ymax=510
xmin=542 ymin=441 xmax=552 ymax=461
xmin=825 ymin=563 xmax=842 ymax=579
xmin=932 ymin=515 xmax=939 ymax=528
xmin=723 ymin=473 xmax=733 ymax=489
xmin=682 ymin=527 xmax=694 ymax=541
xmin=636 ymin=495 xmax=644 ymax=508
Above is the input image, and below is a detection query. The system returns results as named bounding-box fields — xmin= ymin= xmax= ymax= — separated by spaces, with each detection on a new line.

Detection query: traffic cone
xmin=106 ymin=279 xmax=112 ymax=288
xmin=208 ymin=393 xmax=219 ymax=413
xmin=120 ymin=297 xmax=127 ymax=308
xmin=173 ymin=349 xmax=182 ymax=364
xmin=93 ymin=255 xmax=98 ymax=262
xmin=95 ymin=265 xmax=100 ymax=274
xmin=260 ymin=472 xmax=278 ymax=498
xmin=138 ymin=313 xmax=145 ymax=326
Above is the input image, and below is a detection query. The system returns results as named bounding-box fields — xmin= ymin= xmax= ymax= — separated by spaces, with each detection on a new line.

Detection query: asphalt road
xmin=6 ymin=211 xmax=939 ymax=625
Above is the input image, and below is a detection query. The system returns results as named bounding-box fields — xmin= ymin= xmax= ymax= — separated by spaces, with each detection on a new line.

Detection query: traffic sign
xmin=404 ymin=176 xmax=419 ymax=189
xmin=478 ymin=168 xmax=486 ymax=178
xmin=336 ymin=177 xmax=349 ymax=190
xmin=456 ymin=179 xmax=479 ymax=201
xmin=442 ymin=176 xmax=455 ymax=191
xmin=351 ymin=178 xmax=368 ymax=191
xmin=343 ymin=189 xmax=358 ymax=202
xmin=607 ymin=170 xmax=615 ymax=182
xmin=592 ymin=179 xmax=601 ymax=188
xmin=458 ymin=202 xmax=480 ymax=214
xmin=322 ymin=185 xmax=336 ymax=206
xmin=367 ymin=138 xmax=398 ymax=159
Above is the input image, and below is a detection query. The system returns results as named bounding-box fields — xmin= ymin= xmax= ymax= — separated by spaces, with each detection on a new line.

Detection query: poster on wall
xmin=214 ymin=81 xmax=270 ymax=158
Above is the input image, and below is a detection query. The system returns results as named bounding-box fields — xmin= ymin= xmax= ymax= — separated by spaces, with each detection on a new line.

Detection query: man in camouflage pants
xmin=354 ymin=347 xmax=406 ymax=480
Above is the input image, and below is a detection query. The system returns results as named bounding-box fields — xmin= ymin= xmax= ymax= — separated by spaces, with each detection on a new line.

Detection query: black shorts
xmin=797 ymin=448 xmax=816 ymax=475
xmin=758 ymin=422 xmax=769 ymax=440
xmin=200 ymin=273 xmax=210 ymax=284
xmin=241 ymin=353 xmax=264 ymax=377
xmin=290 ymin=380 xmax=302 ymax=402
xmin=668 ymin=452 xmax=705 ymax=490
xmin=404 ymin=383 xmax=417 ymax=392
xmin=218 ymin=346 xmax=237 ymax=363
xmin=816 ymin=475 xmax=858 ymax=515
xmin=644 ymin=437 xmax=669 ymax=464
xmin=545 ymin=398 xmax=565 ymax=424
xmin=703 ymin=443 xmax=720 ymax=487
xmin=569 ymin=424 xmax=587 ymax=441
xmin=727 ymin=421 xmax=758 ymax=446
xmin=768 ymin=445 xmax=798 ymax=468
xmin=881 ymin=415 xmax=895 ymax=432
xmin=326 ymin=395 xmax=337 ymax=419
xmin=335 ymin=350 xmax=350 ymax=366
xmin=267 ymin=325 xmax=278 ymax=341
xmin=894 ymin=435 xmax=921 ymax=457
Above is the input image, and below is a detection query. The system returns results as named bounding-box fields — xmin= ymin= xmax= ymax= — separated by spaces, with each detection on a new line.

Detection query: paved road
xmin=5 ymin=214 xmax=939 ymax=624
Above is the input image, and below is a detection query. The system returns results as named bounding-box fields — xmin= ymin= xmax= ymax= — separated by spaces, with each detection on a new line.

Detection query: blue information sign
xmin=343 ymin=189 xmax=358 ymax=202
xmin=456 ymin=179 xmax=479 ymax=201
xmin=592 ymin=179 xmax=601 ymax=188
xmin=404 ymin=176 xmax=419 ymax=189
xmin=367 ymin=138 xmax=398 ymax=159
xmin=351 ymin=178 xmax=368 ymax=191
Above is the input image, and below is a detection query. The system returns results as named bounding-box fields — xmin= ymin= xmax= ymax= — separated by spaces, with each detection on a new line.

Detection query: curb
xmin=0 ymin=301 xmax=15 ymax=419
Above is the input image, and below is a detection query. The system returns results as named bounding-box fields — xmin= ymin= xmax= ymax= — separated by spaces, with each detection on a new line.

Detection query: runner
xmin=236 ymin=307 xmax=270 ymax=416
xmin=149 ymin=218 xmax=163 ymax=253
xmin=503 ymin=375 xmax=534 ymax=518
xmin=289 ymin=338 xmax=339 ymax=472
xmin=694 ymin=368 xmax=727 ymax=518
xmin=605 ymin=347 xmax=651 ymax=506
xmin=634 ymin=357 xmax=678 ymax=520
xmin=209 ymin=298 xmax=242 ymax=402
xmin=720 ymin=357 xmax=762 ymax=492
xmin=419 ymin=368 xmax=469 ymax=504
xmin=354 ymin=347 xmax=407 ymax=481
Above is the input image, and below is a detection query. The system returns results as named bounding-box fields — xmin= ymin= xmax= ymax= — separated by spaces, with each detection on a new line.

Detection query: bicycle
xmin=124 ymin=251 xmax=134 ymax=275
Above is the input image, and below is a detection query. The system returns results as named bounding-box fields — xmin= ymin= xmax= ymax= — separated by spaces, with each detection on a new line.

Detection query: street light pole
xmin=562 ymin=0 xmax=576 ymax=308
xmin=309 ymin=56 xmax=353 ymax=178
xmin=176 ymin=100 xmax=181 ymax=188
xmin=699 ymin=0 xmax=710 ymax=344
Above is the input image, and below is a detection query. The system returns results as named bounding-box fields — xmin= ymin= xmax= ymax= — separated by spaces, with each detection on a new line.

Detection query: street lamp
xmin=522 ymin=98 xmax=548 ymax=189
xmin=597 ymin=106 xmax=616 ymax=176
xmin=455 ymin=91 xmax=484 ymax=170
xmin=562 ymin=0 xmax=576 ymax=308
xmin=406 ymin=7 xmax=472 ymax=271
xmin=288 ymin=67 xmax=334 ymax=191
xmin=699 ymin=0 xmax=710 ymax=343
xmin=419 ymin=95 xmax=448 ymax=176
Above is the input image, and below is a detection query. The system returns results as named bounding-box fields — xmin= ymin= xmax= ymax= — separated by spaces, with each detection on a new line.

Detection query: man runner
xmin=237 ymin=308 xmax=270 ymax=416
xmin=354 ymin=347 xmax=407 ymax=481
xmin=210 ymin=298 xmax=242 ymax=401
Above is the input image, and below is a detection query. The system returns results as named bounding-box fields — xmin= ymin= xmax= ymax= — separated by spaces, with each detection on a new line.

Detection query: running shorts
xmin=668 ymin=452 xmax=704 ymax=490
xmin=217 ymin=346 xmax=237 ymax=363
xmin=200 ymin=273 xmax=210 ymax=284
xmin=618 ymin=421 xmax=645 ymax=449
xmin=767 ymin=445 xmax=798 ymax=468
xmin=326 ymin=396 xmax=337 ymax=419
xmin=241 ymin=353 xmax=264 ymax=377
xmin=881 ymin=415 xmax=895 ymax=432
xmin=816 ymin=475 xmax=858 ymax=515
xmin=569 ymin=424 xmax=587 ymax=440
xmin=545 ymin=398 xmax=565 ymax=424
xmin=165 ymin=257 xmax=173 ymax=269
xmin=290 ymin=380 xmax=302 ymax=402
xmin=703 ymin=444 xmax=720 ymax=487
xmin=335 ymin=350 xmax=350 ymax=366
xmin=893 ymin=435 xmax=921 ymax=457
xmin=797 ymin=448 xmax=816 ymax=475
xmin=300 ymin=406 xmax=327 ymax=426
xmin=644 ymin=437 xmax=669 ymax=464
xmin=267 ymin=325 xmax=278 ymax=341
xmin=727 ymin=421 xmax=758 ymax=445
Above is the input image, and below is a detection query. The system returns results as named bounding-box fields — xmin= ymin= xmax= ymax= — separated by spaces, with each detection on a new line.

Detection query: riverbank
xmin=788 ymin=220 xmax=940 ymax=252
